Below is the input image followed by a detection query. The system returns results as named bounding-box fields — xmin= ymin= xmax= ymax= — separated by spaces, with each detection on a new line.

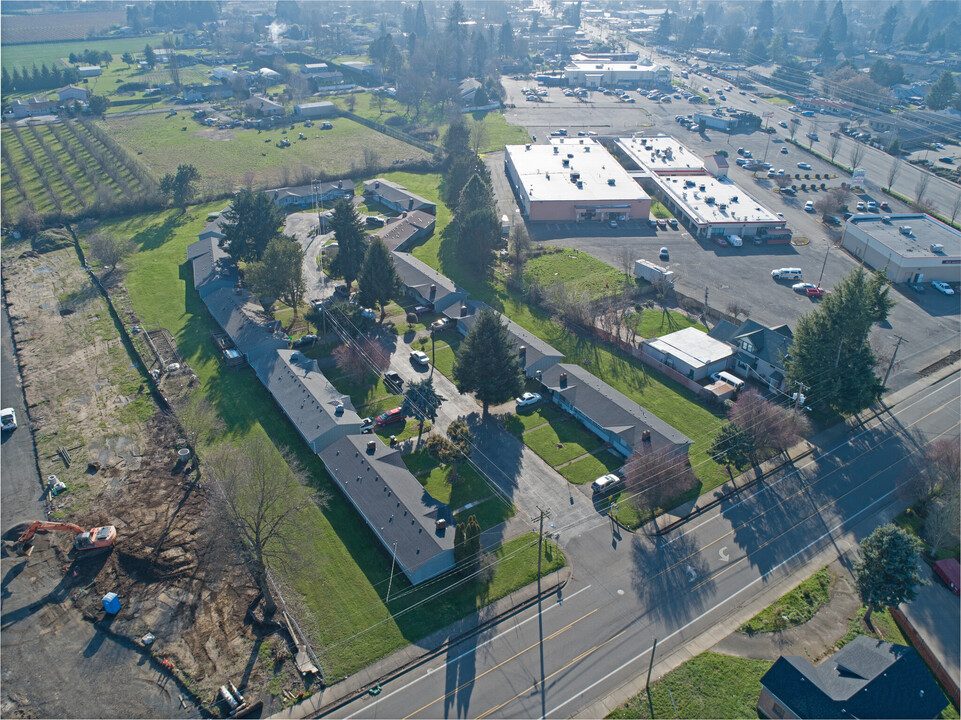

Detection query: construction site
xmin=0 ymin=237 xmax=315 ymax=718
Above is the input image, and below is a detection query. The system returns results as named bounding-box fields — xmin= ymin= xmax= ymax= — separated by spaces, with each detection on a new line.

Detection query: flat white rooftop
xmin=566 ymin=58 xmax=658 ymax=73
xmin=646 ymin=327 xmax=733 ymax=368
xmin=507 ymin=142 xmax=649 ymax=204
xmin=657 ymin=173 xmax=781 ymax=226
xmin=616 ymin=136 xmax=706 ymax=174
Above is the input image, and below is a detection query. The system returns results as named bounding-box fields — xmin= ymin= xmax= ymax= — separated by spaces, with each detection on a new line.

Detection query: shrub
xmin=31 ymin=227 xmax=73 ymax=253
xmin=406 ymin=312 xmax=418 ymax=324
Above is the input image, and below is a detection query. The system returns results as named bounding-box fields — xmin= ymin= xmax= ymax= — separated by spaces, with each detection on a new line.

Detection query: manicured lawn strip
xmin=101 ymin=114 xmax=432 ymax=188
xmin=402 ymin=448 xmax=440 ymax=476
xmin=649 ymin=200 xmax=676 ymax=219
xmin=416 ymin=463 xmax=491 ymax=507
xmin=894 ymin=505 xmax=961 ymax=563
xmin=740 ymin=567 xmax=831 ymax=633
xmin=430 ymin=344 xmax=457 ymax=378
xmin=523 ymin=420 xmax=604 ymax=467
xmin=628 ymin=308 xmax=708 ymax=339
xmin=503 ymin=403 xmax=565 ymax=434
xmin=524 ymin=248 xmax=633 ymax=300
xmin=455 ymin=495 xmax=515 ymax=531
xmin=373 ymin=417 xmax=430 ymax=443
xmin=558 ymin=450 xmax=625 ymax=485
xmin=606 ymin=652 xmax=773 ymax=719
xmin=359 ymin=396 xmax=404 ymax=420
xmin=115 ymin=203 xmax=563 ymax=681
xmin=324 ymin=368 xmax=395 ymax=409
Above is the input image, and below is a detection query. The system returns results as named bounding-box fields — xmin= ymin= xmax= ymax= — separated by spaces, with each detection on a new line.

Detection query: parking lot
xmin=493 ymin=79 xmax=960 ymax=391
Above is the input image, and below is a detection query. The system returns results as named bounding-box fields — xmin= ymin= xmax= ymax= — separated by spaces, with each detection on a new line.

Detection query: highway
xmin=321 ymin=371 xmax=959 ymax=719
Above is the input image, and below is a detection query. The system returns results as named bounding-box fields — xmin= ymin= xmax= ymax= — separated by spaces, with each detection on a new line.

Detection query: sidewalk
xmin=270 ymin=566 xmax=571 ymax=720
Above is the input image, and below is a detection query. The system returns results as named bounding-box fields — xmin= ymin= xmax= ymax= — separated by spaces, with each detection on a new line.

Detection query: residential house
xmin=210 ymin=66 xmax=236 ymax=82
xmin=708 ymin=319 xmax=793 ymax=392
xmin=182 ymin=84 xmax=233 ymax=102
xmin=364 ymin=179 xmax=436 ymax=215
xmin=757 ymin=636 xmax=948 ymax=719
xmin=319 ymin=435 xmax=456 ymax=585
xmin=301 ymin=63 xmax=344 ymax=86
xmin=446 ymin=301 xmax=564 ymax=378
xmin=57 ymin=85 xmax=88 ymax=103
xmin=536 ymin=363 xmax=692 ymax=458
xmin=373 ymin=210 xmax=435 ymax=252
xmin=258 ymin=67 xmax=282 ymax=82
xmin=245 ymin=95 xmax=285 ymax=116
xmin=391 ymin=251 xmax=467 ymax=313
xmin=458 ymin=78 xmax=483 ymax=105
xmin=197 ymin=214 xmax=228 ymax=244
xmin=265 ymin=180 xmax=355 ymax=209
xmin=641 ymin=327 xmax=734 ymax=382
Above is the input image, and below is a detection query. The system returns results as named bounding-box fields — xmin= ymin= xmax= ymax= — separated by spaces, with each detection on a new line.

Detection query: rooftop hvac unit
xmin=562 ymin=158 xmax=569 ymax=166
xmin=585 ymin=146 xmax=590 ymax=152
xmin=577 ymin=180 xmax=583 ymax=189
xmin=931 ymin=243 xmax=945 ymax=253
xmin=706 ymin=196 xmax=716 ymax=205
xmin=699 ymin=184 xmax=707 ymax=192
xmin=731 ymin=196 xmax=738 ymax=202
xmin=436 ymin=518 xmax=447 ymax=531
xmin=366 ymin=440 xmax=376 ymax=453
xmin=719 ymin=203 xmax=727 ymax=210
xmin=518 ymin=345 xmax=526 ymax=356
xmin=335 ymin=403 xmax=345 ymax=415
xmin=568 ymin=153 xmax=574 ymax=158
xmin=608 ymin=178 xmax=616 ymax=186
xmin=899 ymin=226 xmax=913 ymax=236
xmin=554 ymin=146 xmax=559 ymax=154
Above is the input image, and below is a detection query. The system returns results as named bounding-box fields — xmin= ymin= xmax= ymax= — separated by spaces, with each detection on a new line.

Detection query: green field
xmin=627 ymin=308 xmax=707 ymax=339
xmin=523 ymin=420 xmax=605 ymax=467
xmin=101 ymin=114 xmax=432 ymax=190
xmin=524 ymin=248 xmax=633 ymax=299
xmin=107 ymin=203 xmax=563 ymax=681
xmin=1 ymin=35 xmax=175 ymax=72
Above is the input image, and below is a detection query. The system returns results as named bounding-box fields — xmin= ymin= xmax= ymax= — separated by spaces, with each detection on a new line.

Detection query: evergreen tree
xmin=815 ymin=26 xmax=836 ymax=61
xmin=356 ymin=238 xmax=402 ymax=320
xmin=786 ymin=267 xmax=894 ymax=415
xmin=122 ymin=51 xmax=134 ymax=67
xmin=830 ymin=1 xmax=847 ymax=43
xmin=657 ymin=11 xmax=672 ymax=43
xmin=499 ymin=20 xmax=515 ymax=57
xmin=144 ymin=44 xmax=157 ymax=69
xmin=415 ymin=1 xmax=429 ymax=38
xmin=855 ymin=524 xmax=923 ymax=625
xmin=462 ymin=514 xmax=481 ymax=568
xmin=756 ymin=0 xmax=775 ymax=35
xmin=447 ymin=0 xmax=466 ymax=39
xmin=926 ymin=71 xmax=958 ymax=111
xmin=443 ymin=119 xmax=472 ymax=158
xmin=452 ymin=308 xmax=524 ymax=413
xmin=457 ymin=173 xmax=493 ymax=216
xmin=158 ymin=163 xmax=200 ymax=210
xmin=328 ymin=198 xmax=366 ymax=294
xmin=443 ymin=153 xmax=490 ymax=205
xmin=401 ymin=377 xmax=443 ymax=429
xmin=245 ymin=236 xmax=306 ymax=319
xmin=878 ymin=4 xmax=899 ymax=45
xmin=219 ymin=189 xmax=285 ymax=263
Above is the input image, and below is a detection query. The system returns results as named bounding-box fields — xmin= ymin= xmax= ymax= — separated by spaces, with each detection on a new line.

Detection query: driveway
xmin=284 ymin=211 xmax=334 ymax=305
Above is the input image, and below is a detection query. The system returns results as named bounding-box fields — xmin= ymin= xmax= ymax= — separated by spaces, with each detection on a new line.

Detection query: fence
xmin=337 ymin=109 xmax=443 ymax=156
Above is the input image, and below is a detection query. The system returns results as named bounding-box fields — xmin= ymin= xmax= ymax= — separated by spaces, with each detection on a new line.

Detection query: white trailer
xmin=634 ymin=259 xmax=675 ymax=285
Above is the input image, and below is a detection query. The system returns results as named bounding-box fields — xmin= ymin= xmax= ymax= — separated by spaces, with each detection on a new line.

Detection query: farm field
xmin=1 ymin=35 xmax=174 ymax=72
xmin=106 ymin=203 xmax=559 ymax=681
xmin=101 ymin=113 xmax=433 ymax=192
xmin=1 ymin=10 xmax=125 ymax=44
xmin=1 ymin=119 xmax=156 ymax=220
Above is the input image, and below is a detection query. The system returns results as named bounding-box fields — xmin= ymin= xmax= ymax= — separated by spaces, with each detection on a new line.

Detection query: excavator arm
xmin=14 ymin=520 xmax=115 ymax=555
xmin=17 ymin=520 xmax=85 ymax=544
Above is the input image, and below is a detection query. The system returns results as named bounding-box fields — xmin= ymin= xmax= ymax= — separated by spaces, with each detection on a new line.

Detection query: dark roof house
xmin=709 ymin=318 xmax=793 ymax=392
xmin=537 ymin=363 xmax=692 ymax=457
xmin=757 ymin=636 xmax=949 ymax=719
xmin=265 ymin=180 xmax=355 ymax=208
xmin=446 ymin=301 xmax=564 ymax=378
xmin=363 ymin=179 xmax=436 ymax=215
xmin=391 ymin=251 xmax=467 ymax=312
xmin=187 ymin=236 xmax=234 ymax=298
xmin=319 ymin=435 xmax=456 ymax=584
xmin=374 ymin=210 xmax=436 ymax=252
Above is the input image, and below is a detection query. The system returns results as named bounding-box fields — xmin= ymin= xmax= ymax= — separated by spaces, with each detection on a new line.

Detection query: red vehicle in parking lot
xmin=714 ymin=236 xmax=728 ymax=247
xmin=807 ymin=285 xmax=831 ymax=298
xmin=375 ymin=407 xmax=406 ymax=426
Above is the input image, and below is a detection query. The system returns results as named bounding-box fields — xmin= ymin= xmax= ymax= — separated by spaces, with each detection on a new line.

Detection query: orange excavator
xmin=14 ymin=520 xmax=116 ymax=556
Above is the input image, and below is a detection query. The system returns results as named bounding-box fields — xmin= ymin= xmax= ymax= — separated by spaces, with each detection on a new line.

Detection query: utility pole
xmin=533 ymin=506 xmax=552 ymax=585
xmin=882 ymin=335 xmax=907 ymax=389
xmin=646 ymin=637 xmax=658 ymax=689
xmin=386 ymin=540 xmax=398 ymax=602
xmin=817 ymin=244 xmax=831 ymax=287
xmin=703 ymin=286 xmax=709 ymax=319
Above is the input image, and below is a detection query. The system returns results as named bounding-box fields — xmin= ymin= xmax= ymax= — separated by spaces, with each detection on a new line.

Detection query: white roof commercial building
xmin=841 ymin=214 xmax=961 ymax=284
xmin=504 ymin=139 xmax=651 ymax=223
xmin=641 ymin=327 xmax=734 ymax=382
xmin=564 ymin=55 xmax=671 ymax=88
xmin=617 ymin=135 xmax=789 ymax=242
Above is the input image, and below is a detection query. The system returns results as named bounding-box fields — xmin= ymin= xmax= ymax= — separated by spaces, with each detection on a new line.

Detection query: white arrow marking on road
xmin=719 ymin=546 xmax=730 ymax=562
xmin=685 ymin=565 xmax=696 ymax=583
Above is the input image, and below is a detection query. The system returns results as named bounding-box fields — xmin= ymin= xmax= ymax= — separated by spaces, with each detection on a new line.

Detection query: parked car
xmin=780 ymin=146 xmax=789 ymax=154
xmin=668 ymin=218 xmax=678 ymax=229
xmin=823 ymin=215 xmax=840 ymax=226
xmin=797 ymin=162 xmax=812 ymax=170
xmin=659 ymin=247 xmax=670 ymax=260
xmin=909 ymin=283 xmax=925 ymax=294
xmin=806 ymin=285 xmax=830 ymax=298
xmin=430 ymin=317 xmax=452 ymax=331
xmin=856 ymin=201 xmax=866 ymax=211
xmin=515 ymin=392 xmax=541 ymax=407
xmin=879 ymin=201 xmax=890 ymax=211
xmin=939 ymin=157 xmax=955 ymax=164
xmin=609 ymin=219 xmax=618 ymax=228
xmin=714 ymin=236 xmax=729 ymax=247
xmin=792 ymin=282 xmax=817 ymax=293
xmin=804 ymin=201 xmax=815 ymax=212
xmin=591 ymin=473 xmax=621 ymax=494
xmin=384 ymin=371 xmax=404 ymax=391
xmin=360 ymin=307 xmax=377 ymax=320
xmin=374 ymin=407 xmax=406 ymax=426
xmin=413 ymin=304 xmax=434 ymax=315
xmin=333 ymin=284 xmax=349 ymax=297
xmin=932 ymin=280 xmax=955 ymax=295
xmin=1 ymin=407 xmax=17 ymax=431
xmin=656 ymin=218 xmax=668 ymax=229
xmin=291 ymin=334 xmax=317 ymax=348
xmin=778 ymin=121 xmax=788 ymax=129
xmin=410 ymin=350 xmax=430 ymax=366
xmin=359 ymin=417 xmax=374 ymax=434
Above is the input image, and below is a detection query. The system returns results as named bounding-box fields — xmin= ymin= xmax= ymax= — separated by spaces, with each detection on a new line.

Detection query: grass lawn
xmin=430 ymin=343 xmax=458 ymax=378
xmin=650 ymin=201 xmax=676 ymax=219
xmin=894 ymin=505 xmax=961 ymax=563
xmin=627 ymin=308 xmax=708 ymax=339
xmin=522 ymin=420 xmax=604 ymax=467
xmin=607 ymin=652 xmax=772 ymax=719
xmin=503 ymin=403 xmax=565 ymax=434
xmin=375 ymin=170 xmax=452 ymax=243
xmin=740 ymin=567 xmax=831 ymax=634
xmin=455 ymin=495 xmax=515 ymax=531
xmin=524 ymin=248 xmax=634 ymax=300
xmin=417 ymin=462 xmax=494 ymax=509
xmin=113 ymin=201 xmax=564 ymax=681
xmin=558 ymin=450 xmax=625 ymax=485
xmin=101 ymin=114 xmax=432 ymax=189
xmin=1 ymin=35 xmax=175 ymax=71
xmin=373 ymin=418 xmax=431 ymax=444
xmin=402 ymin=448 xmax=440 ymax=476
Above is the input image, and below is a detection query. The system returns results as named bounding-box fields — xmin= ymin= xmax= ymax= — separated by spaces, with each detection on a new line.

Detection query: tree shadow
xmin=458 ymin=411 xmax=524 ymax=497
xmin=131 ymin=212 xmax=191 ymax=252
xmin=444 ymin=625 xmax=478 ymax=718
xmin=631 ymin=529 xmax=714 ymax=627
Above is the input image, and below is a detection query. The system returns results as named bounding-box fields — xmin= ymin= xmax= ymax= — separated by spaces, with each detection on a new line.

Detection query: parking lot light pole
xmin=817 ymin=245 xmax=831 ymax=286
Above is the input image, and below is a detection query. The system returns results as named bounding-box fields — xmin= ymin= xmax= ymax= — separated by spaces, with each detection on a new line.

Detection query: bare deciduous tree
xmin=508 ymin=223 xmax=531 ymax=280
xmin=623 ymin=448 xmax=696 ymax=517
xmin=775 ymin=174 xmax=792 ymax=189
xmin=850 ymin=142 xmax=865 ymax=171
xmin=886 ymin=158 xmax=903 ymax=190
xmin=828 ymin=134 xmax=842 ymax=162
xmin=900 ymin=437 xmax=960 ymax=513
xmin=86 ymin=233 xmax=135 ymax=275
xmin=617 ymin=246 xmax=636 ymax=278
xmin=924 ymin=493 xmax=960 ymax=558
xmin=363 ymin=146 xmax=380 ymax=171
xmin=915 ymin=172 xmax=931 ymax=205
xmin=726 ymin=301 xmax=749 ymax=322
xmin=333 ymin=337 xmax=390 ymax=378
xmin=206 ymin=435 xmax=328 ymax=616
xmin=728 ymin=391 xmax=810 ymax=464
xmin=176 ymin=395 xmax=226 ymax=450
xmin=952 ymin=194 xmax=961 ymax=227
xmin=470 ymin=119 xmax=489 ymax=156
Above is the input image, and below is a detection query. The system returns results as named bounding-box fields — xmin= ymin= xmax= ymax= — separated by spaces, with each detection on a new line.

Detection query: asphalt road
xmin=321 ymin=370 xmax=959 ymax=719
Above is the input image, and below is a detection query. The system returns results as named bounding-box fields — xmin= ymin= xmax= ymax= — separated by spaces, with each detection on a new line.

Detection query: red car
xmin=374 ymin=407 xmax=406 ymax=426
xmin=714 ymin=236 xmax=728 ymax=247
xmin=806 ymin=285 xmax=831 ymax=298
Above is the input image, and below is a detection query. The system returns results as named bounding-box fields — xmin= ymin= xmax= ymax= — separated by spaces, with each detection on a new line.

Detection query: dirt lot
xmin=0 ymin=237 xmax=305 ymax=716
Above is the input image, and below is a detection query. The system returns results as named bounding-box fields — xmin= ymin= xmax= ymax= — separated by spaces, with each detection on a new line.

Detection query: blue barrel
xmin=102 ymin=592 xmax=121 ymax=614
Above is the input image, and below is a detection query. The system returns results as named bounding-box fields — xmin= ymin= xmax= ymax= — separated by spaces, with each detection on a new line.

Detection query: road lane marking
xmin=542 ymin=417 xmax=961 ymax=719
xmin=718 ymin=546 xmax=729 ymax=562
xmin=402 ymin=609 xmax=599 ymax=719
xmin=663 ymin=377 xmax=960 ymax=546
xmin=341 ymin=584 xmax=593 ymax=719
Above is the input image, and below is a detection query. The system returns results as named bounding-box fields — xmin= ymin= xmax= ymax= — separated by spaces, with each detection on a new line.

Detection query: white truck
xmin=634 ymin=259 xmax=675 ymax=286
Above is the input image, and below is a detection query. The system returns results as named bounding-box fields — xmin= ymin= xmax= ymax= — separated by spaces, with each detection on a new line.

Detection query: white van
xmin=771 ymin=268 xmax=803 ymax=280
xmin=716 ymin=371 xmax=745 ymax=391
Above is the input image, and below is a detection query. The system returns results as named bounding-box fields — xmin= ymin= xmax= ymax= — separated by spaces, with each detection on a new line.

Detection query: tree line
xmin=2 ymin=64 xmax=81 ymax=94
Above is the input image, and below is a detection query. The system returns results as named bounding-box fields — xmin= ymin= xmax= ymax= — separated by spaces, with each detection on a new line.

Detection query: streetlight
xmin=817 ymin=244 xmax=831 ymax=287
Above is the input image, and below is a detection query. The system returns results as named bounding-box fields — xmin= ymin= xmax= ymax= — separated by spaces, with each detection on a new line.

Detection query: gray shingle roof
xmin=449 ymin=301 xmax=564 ymax=374
xmin=203 ymin=286 xmax=287 ymax=362
xmin=264 ymin=180 xmax=355 ymax=204
xmin=760 ymin=636 xmax=949 ymax=719
xmin=538 ymin=363 xmax=692 ymax=452
xmin=709 ymin=318 xmax=793 ymax=369
xmin=363 ymin=179 xmax=436 ymax=213
xmin=375 ymin=210 xmax=435 ymax=252
xmin=319 ymin=435 xmax=455 ymax=583
xmin=253 ymin=350 xmax=361 ymax=452
xmin=188 ymin=236 xmax=234 ymax=297
xmin=391 ymin=251 xmax=466 ymax=309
